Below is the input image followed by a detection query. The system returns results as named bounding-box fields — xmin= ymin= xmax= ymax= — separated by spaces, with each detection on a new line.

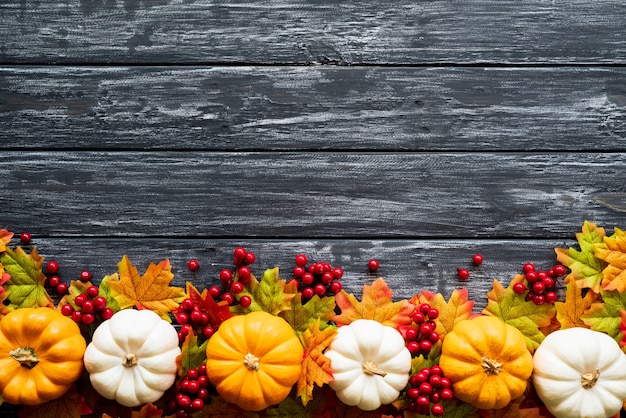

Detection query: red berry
xmin=81 ymin=313 xmax=95 ymax=325
xmin=19 ymin=232 xmax=31 ymax=244
xmin=431 ymin=403 xmax=445 ymax=417
xmin=416 ymin=396 xmax=430 ymax=407
xmin=457 ymin=268 xmax=469 ymax=281
xmin=181 ymin=298 xmax=195 ymax=311
xmin=61 ymin=304 xmax=74 ymax=316
xmin=419 ymin=340 xmax=433 ymax=353
xmin=553 ymin=264 xmax=567 ymax=277
xmin=321 ymin=271 xmax=333 ymax=284
xmin=545 ymin=291 xmax=558 ymax=304
xmin=221 ymin=292 xmax=235 ymax=305
xmin=427 ymin=308 xmax=439 ymax=320
xmin=82 ymin=300 xmax=95 ymax=313
xmin=48 ymin=275 xmax=61 ymax=287
xmin=405 ymin=328 xmax=418 ymax=341
xmin=533 ymin=294 xmax=546 ymax=305
xmin=86 ymin=285 xmax=99 ymax=298
xmin=219 ymin=269 xmax=232 ymax=282
xmin=239 ymin=295 xmax=252 ymax=308
xmin=190 ymin=398 xmax=204 ymax=412
xmin=430 ymin=365 xmax=443 ymax=376
xmin=202 ymin=326 xmax=215 ymax=339
xmin=420 ymin=322 xmax=434 ymax=335
xmin=186 ymin=368 xmax=199 ymax=380
xmin=407 ymin=387 xmax=420 ymax=399
xmin=532 ymin=281 xmax=545 ymax=294
xmin=537 ymin=270 xmax=548 ymax=280
xmin=46 ymin=261 xmax=59 ymax=275
xmin=332 ymin=267 xmax=344 ymax=280
xmin=190 ymin=309 xmax=203 ymax=324
xmin=301 ymin=287 xmax=315 ymax=299
xmin=329 ymin=281 xmax=342 ymax=294
xmin=230 ymin=281 xmax=244 ymax=294
xmin=367 ymin=259 xmax=379 ymax=272
xmin=412 ymin=371 xmax=428 ymax=385
xmin=523 ymin=262 xmax=536 ymax=273
xmin=429 ymin=391 xmax=441 ymax=404
xmin=197 ymin=387 xmax=209 ymax=400
xmin=429 ymin=374 xmax=442 ymax=388
xmin=187 ymin=380 xmax=200 ymax=394
xmin=419 ymin=382 xmax=433 ymax=395
xmin=294 ymin=254 xmax=308 ymax=267
xmin=312 ymin=262 xmax=324 ymax=276
xmin=93 ymin=296 xmax=107 ymax=310
xmin=101 ymin=307 xmax=114 ymax=320
xmin=197 ymin=374 xmax=209 ymax=387
xmin=472 ymin=253 xmax=483 ymax=265
xmin=238 ymin=266 xmax=251 ymax=283
xmin=406 ymin=341 xmax=420 ymax=355
xmin=74 ymin=293 xmax=87 ymax=307
xmin=198 ymin=363 xmax=207 ymax=375
xmin=187 ymin=259 xmax=200 ymax=271
xmin=440 ymin=377 xmax=452 ymax=389
xmin=513 ymin=282 xmax=526 ymax=295
xmin=233 ymin=247 xmax=247 ymax=261
xmin=440 ymin=388 xmax=454 ymax=401
xmin=542 ymin=277 xmax=555 ymax=289
xmin=79 ymin=270 xmax=92 ymax=282
xmin=56 ymin=282 xmax=68 ymax=295
xmin=314 ymin=283 xmax=327 ymax=297
xmin=525 ymin=271 xmax=539 ymax=283
xmin=71 ymin=310 xmax=83 ymax=323
xmin=176 ymin=312 xmax=189 ymax=325
xmin=301 ymin=272 xmax=314 ymax=285
xmin=412 ymin=311 xmax=425 ymax=324
xmin=208 ymin=285 xmax=221 ymax=299
xmin=429 ymin=331 xmax=440 ymax=343
xmin=176 ymin=394 xmax=191 ymax=409
xmin=419 ymin=303 xmax=431 ymax=315
xmin=292 ymin=266 xmax=305 ymax=278
xmin=244 ymin=252 xmax=256 ymax=265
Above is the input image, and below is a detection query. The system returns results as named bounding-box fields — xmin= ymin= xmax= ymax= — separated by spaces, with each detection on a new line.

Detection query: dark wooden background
xmin=1 ymin=0 xmax=625 ymax=317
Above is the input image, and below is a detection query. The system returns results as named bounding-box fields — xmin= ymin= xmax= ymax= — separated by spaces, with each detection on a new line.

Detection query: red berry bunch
xmin=211 ymin=247 xmax=256 ymax=306
xmin=405 ymin=365 xmax=453 ymax=416
xmin=176 ymin=298 xmax=217 ymax=342
xmin=45 ymin=261 xmax=69 ymax=295
xmin=513 ymin=262 xmax=567 ymax=305
xmin=406 ymin=303 xmax=440 ymax=357
xmin=60 ymin=285 xmax=113 ymax=325
xmin=289 ymin=253 xmax=344 ymax=300
xmin=171 ymin=364 xmax=209 ymax=417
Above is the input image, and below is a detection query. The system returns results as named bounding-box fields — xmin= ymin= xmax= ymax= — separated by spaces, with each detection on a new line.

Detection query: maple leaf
xmin=417 ymin=288 xmax=475 ymax=341
xmin=0 ymin=229 xmax=13 ymax=252
xmin=178 ymin=330 xmax=208 ymax=378
xmin=555 ymin=221 xmax=607 ymax=292
xmin=555 ymin=278 xmax=597 ymax=329
xmin=1 ymin=247 xmax=53 ymax=309
xmin=332 ymin=278 xmax=414 ymax=329
xmin=482 ymin=277 xmax=555 ymax=352
xmin=478 ymin=396 xmax=549 ymax=418
xmin=0 ymin=266 xmax=10 ymax=294
xmin=200 ymin=395 xmax=260 ymax=417
xmin=581 ymin=288 xmax=626 ymax=344
xmin=186 ymin=282 xmax=233 ymax=328
xmin=230 ymin=267 xmax=296 ymax=316
xmin=297 ymin=318 xmax=337 ymax=406
xmin=107 ymin=255 xmax=186 ymax=321
xmin=594 ymin=227 xmax=626 ymax=292
xmin=18 ymin=387 xmax=91 ymax=418
xmin=280 ymin=292 xmax=336 ymax=335
xmin=132 ymin=403 xmax=163 ymax=418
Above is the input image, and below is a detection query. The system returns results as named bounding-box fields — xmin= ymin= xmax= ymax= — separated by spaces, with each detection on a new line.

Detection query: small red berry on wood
xmin=472 ymin=253 xmax=483 ymax=265
xmin=457 ymin=268 xmax=470 ymax=281
xmin=187 ymin=259 xmax=200 ymax=271
xmin=46 ymin=260 xmax=59 ymax=275
xmin=19 ymin=232 xmax=31 ymax=244
xmin=368 ymin=259 xmax=379 ymax=272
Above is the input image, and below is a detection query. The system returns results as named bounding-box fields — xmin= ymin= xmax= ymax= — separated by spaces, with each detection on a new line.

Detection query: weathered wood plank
xmin=11 ymin=237 xmax=577 ymax=311
xmin=1 ymin=151 xmax=624 ymax=238
xmin=0 ymin=1 xmax=624 ymax=65
xmin=1 ymin=66 xmax=625 ymax=150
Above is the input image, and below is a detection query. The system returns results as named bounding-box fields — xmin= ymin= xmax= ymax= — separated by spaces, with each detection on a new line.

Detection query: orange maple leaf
xmin=595 ymin=227 xmax=626 ymax=292
xmin=297 ymin=318 xmax=337 ymax=406
xmin=0 ymin=229 xmax=13 ymax=252
xmin=417 ymin=288 xmax=475 ymax=342
xmin=107 ymin=255 xmax=186 ymax=321
xmin=332 ymin=278 xmax=413 ymax=329
xmin=19 ymin=386 xmax=91 ymax=418
xmin=555 ymin=279 xmax=597 ymax=329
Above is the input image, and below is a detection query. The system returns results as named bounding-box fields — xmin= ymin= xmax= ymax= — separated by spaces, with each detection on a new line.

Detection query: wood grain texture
xmin=16 ymin=237 xmax=576 ymax=312
xmin=1 ymin=66 xmax=625 ymax=151
xmin=0 ymin=0 xmax=624 ymax=65
xmin=1 ymin=151 xmax=623 ymax=238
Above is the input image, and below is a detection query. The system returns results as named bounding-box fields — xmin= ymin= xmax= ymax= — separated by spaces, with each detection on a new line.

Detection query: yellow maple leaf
xmin=0 ymin=229 xmax=13 ymax=252
xmin=595 ymin=227 xmax=626 ymax=292
xmin=555 ymin=279 xmax=597 ymax=329
xmin=107 ymin=255 xmax=186 ymax=321
xmin=332 ymin=278 xmax=413 ymax=329
xmin=297 ymin=318 xmax=336 ymax=406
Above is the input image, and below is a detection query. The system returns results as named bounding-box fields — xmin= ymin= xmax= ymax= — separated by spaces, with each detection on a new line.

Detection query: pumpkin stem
xmin=244 ymin=353 xmax=260 ymax=371
xmin=123 ymin=353 xmax=138 ymax=367
xmin=481 ymin=356 xmax=502 ymax=375
xmin=10 ymin=347 xmax=39 ymax=369
xmin=362 ymin=360 xmax=387 ymax=377
xmin=581 ymin=368 xmax=600 ymax=389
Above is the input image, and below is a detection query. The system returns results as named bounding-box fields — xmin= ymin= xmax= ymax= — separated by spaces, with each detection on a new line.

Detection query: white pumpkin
xmin=325 ymin=319 xmax=412 ymax=411
xmin=533 ymin=327 xmax=626 ymax=418
xmin=83 ymin=309 xmax=181 ymax=407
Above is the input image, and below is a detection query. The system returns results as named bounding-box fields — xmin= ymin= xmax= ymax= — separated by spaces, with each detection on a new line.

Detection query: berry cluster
xmin=210 ymin=247 xmax=255 ymax=306
xmin=406 ymin=303 xmax=440 ymax=357
xmin=60 ymin=285 xmax=113 ymax=325
xmin=513 ymin=262 xmax=567 ymax=305
xmin=405 ymin=365 xmax=453 ymax=417
xmin=45 ymin=260 xmax=68 ymax=295
xmin=289 ymin=254 xmax=344 ymax=300
xmin=171 ymin=364 xmax=209 ymax=417
xmin=176 ymin=297 xmax=217 ymax=341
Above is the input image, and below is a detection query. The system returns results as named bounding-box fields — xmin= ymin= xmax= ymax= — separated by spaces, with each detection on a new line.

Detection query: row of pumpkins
xmin=1 ymin=307 xmax=626 ymax=418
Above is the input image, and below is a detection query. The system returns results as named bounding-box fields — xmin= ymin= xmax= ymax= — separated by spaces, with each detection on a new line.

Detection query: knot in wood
xmin=362 ymin=360 xmax=387 ymax=377
xmin=481 ymin=356 xmax=502 ymax=375
xmin=244 ymin=353 xmax=260 ymax=371
xmin=123 ymin=353 xmax=138 ymax=367
xmin=10 ymin=347 xmax=39 ymax=369
xmin=581 ymin=368 xmax=600 ymax=389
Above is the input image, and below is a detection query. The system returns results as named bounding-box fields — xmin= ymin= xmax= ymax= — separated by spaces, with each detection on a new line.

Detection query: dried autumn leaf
xmin=186 ymin=282 xmax=233 ymax=329
xmin=18 ymin=387 xmax=90 ymax=418
xmin=281 ymin=292 xmax=336 ymax=335
xmin=417 ymin=288 xmax=475 ymax=341
xmin=107 ymin=255 xmax=186 ymax=321
xmin=332 ymin=278 xmax=413 ymax=329
xmin=297 ymin=318 xmax=336 ymax=406
xmin=482 ymin=277 xmax=555 ymax=352
xmin=595 ymin=227 xmax=626 ymax=292
xmin=200 ymin=395 xmax=260 ymax=417
xmin=478 ymin=396 xmax=548 ymax=418
xmin=131 ymin=403 xmax=163 ymax=418
xmin=0 ymin=229 xmax=13 ymax=252
xmin=581 ymin=288 xmax=626 ymax=344
xmin=555 ymin=221 xmax=607 ymax=292
xmin=179 ymin=330 xmax=208 ymax=378
xmin=555 ymin=279 xmax=597 ymax=329
xmin=1 ymin=246 xmax=53 ymax=309
xmin=230 ymin=267 xmax=295 ymax=316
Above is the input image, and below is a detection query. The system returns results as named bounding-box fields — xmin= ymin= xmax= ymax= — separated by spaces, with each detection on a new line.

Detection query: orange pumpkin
xmin=205 ymin=311 xmax=303 ymax=411
xmin=439 ymin=316 xmax=533 ymax=409
xmin=0 ymin=307 xmax=86 ymax=405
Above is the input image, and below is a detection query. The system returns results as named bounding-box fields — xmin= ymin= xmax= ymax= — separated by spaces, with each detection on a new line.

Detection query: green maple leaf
xmin=230 ymin=267 xmax=295 ymax=316
xmin=0 ymin=247 xmax=53 ymax=309
xmin=581 ymin=288 xmax=626 ymax=345
xmin=555 ymin=221 xmax=607 ymax=292
xmin=280 ymin=293 xmax=336 ymax=335
xmin=482 ymin=279 xmax=555 ymax=351
xmin=179 ymin=331 xmax=208 ymax=378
